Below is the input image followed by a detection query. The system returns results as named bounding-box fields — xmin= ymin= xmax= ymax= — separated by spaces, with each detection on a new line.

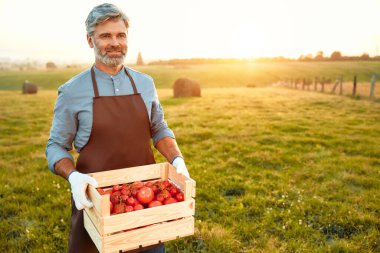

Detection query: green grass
xmin=1 ymin=86 xmax=379 ymax=252
xmin=1 ymin=61 xmax=380 ymax=90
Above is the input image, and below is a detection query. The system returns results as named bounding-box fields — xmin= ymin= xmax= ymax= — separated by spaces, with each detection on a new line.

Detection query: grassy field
xmin=1 ymin=61 xmax=380 ymax=90
xmin=0 ymin=85 xmax=379 ymax=252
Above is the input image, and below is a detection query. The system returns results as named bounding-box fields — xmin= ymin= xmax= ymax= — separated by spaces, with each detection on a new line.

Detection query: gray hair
xmin=85 ymin=3 xmax=129 ymax=35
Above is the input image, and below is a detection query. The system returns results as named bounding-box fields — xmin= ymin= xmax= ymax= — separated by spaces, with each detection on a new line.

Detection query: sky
xmin=1 ymin=0 xmax=380 ymax=64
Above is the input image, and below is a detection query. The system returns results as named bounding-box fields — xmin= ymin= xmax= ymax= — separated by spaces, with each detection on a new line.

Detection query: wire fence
xmin=279 ymin=75 xmax=378 ymax=101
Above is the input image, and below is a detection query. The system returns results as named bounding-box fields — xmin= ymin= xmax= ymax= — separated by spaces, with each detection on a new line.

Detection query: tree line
xmin=148 ymin=51 xmax=380 ymax=65
xmin=298 ymin=51 xmax=380 ymax=62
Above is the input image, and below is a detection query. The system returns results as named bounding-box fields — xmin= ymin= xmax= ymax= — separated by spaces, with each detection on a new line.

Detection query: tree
xmin=298 ymin=54 xmax=313 ymax=61
xmin=330 ymin=51 xmax=342 ymax=60
xmin=136 ymin=52 xmax=144 ymax=65
xmin=315 ymin=51 xmax=324 ymax=60
xmin=360 ymin=53 xmax=370 ymax=60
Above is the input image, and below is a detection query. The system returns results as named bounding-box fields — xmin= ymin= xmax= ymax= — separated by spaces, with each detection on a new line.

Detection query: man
xmin=45 ymin=3 xmax=189 ymax=253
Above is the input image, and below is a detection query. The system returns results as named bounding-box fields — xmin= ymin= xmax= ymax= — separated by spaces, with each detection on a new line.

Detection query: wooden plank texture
xmin=102 ymin=199 xmax=195 ymax=234
xmin=103 ymin=217 xmax=194 ymax=253
xmin=84 ymin=210 xmax=104 ymax=253
xmin=167 ymin=164 xmax=196 ymax=199
xmin=87 ymin=185 xmax=110 ymax=217
xmin=84 ymin=206 xmax=102 ymax=235
xmin=87 ymin=185 xmax=102 ymax=213
xmin=89 ymin=163 xmax=166 ymax=187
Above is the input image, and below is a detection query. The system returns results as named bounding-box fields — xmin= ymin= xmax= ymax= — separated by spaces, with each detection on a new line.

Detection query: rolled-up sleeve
xmin=45 ymin=86 xmax=76 ymax=174
xmin=150 ymin=88 xmax=175 ymax=146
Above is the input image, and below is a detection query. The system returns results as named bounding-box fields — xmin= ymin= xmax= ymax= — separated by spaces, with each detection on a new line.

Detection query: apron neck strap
xmin=90 ymin=66 xmax=138 ymax=98
xmin=124 ymin=68 xmax=138 ymax=94
xmin=90 ymin=67 xmax=100 ymax=97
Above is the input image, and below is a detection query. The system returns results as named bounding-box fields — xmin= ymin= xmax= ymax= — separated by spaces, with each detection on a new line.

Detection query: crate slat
xmin=102 ymin=199 xmax=195 ymax=234
xmin=86 ymin=202 xmax=103 ymax=234
xmin=87 ymin=185 xmax=111 ymax=217
xmin=89 ymin=163 xmax=166 ymax=187
xmin=167 ymin=165 xmax=196 ymax=199
xmin=84 ymin=210 xmax=104 ymax=253
xmin=103 ymin=217 xmax=195 ymax=253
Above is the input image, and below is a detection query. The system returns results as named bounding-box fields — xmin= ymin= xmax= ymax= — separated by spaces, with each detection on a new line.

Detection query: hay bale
xmin=22 ymin=80 xmax=38 ymax=94
xmin=173 ymin=78 xmax=201 ymax=98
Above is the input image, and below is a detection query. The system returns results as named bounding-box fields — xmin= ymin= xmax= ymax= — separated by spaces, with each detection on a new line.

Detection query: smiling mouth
xmin=107 ymin=51 xmax=123 ymax=57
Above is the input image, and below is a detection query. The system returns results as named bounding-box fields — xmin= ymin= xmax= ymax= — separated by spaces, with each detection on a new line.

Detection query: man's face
xmin=88 ymin=18 xmax=128 ymax=67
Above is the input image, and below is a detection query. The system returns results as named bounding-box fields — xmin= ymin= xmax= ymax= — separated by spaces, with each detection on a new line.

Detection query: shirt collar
xmin=93 ymin=65 xmax=125 ymax=80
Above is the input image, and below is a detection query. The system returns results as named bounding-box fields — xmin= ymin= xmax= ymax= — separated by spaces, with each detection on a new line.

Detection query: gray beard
xmin=93 ymin=44 xmax=126 ymax=67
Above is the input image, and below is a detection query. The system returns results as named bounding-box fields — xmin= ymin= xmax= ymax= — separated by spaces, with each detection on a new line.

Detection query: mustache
xmin=106 ymin=46 xmax=124 ymax=52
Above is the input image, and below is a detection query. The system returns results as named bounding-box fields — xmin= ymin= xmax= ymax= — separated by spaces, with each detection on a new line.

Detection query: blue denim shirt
xmin=45 ymin=65 xmax=174 ymax=174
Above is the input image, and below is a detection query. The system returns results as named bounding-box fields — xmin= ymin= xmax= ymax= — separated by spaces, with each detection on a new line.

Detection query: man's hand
xmin=68 ymin=171 xmax=98 ymax=210
xmin=172 ymin=157 xmax=190 ymax=178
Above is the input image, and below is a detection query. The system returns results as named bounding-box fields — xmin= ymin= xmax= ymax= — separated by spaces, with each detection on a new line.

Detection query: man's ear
xmin=87 ymin=34 xmax=94 ymax=48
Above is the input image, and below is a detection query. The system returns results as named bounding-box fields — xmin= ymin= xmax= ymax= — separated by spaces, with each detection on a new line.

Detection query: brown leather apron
xmin=68 ymin=66 xmax=159 ymax=253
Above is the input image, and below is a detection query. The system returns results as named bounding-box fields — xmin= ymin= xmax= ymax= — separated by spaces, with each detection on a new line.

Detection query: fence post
xmin=339 ymin=77 xmax=343 ymax=95
xmin=352 ymin=75 xmax=357 ymax=97
xmin=314 ymin=77 xmax=318 ymax=91
xmin=370 ymin=74 xmax=376 ymax=99
xmin=321 ymin=77 xmax=325 ymax=92
xmin=302 ymin=78 xmax=305 ymax=90
xmin=331 ymin=79 xmax=339 ymax=93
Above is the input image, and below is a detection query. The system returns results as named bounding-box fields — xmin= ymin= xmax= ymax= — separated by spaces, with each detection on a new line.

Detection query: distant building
xmin=136 ymin=52 xmax=144 ymax=65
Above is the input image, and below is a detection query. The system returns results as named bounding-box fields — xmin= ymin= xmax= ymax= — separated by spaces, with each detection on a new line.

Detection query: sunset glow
xmin=0 ymin=0 xmax=379 ymax=63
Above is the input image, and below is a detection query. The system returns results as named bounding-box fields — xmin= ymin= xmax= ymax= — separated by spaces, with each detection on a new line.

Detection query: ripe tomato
xmin=158 ymin=189 xmax=171 ymax=199
xmin=156 ymin=193 xmax=165 ymax=202
xmin=125 ymin=205 xmax=134 ymax=212
xmin=144 ymin=182 xmax=153 ymax=187
xmin=134 ymin=204 xmax=144 ymax=211
xmin=164 ymin=197 xmax=177 ymax=205
xmin=114 ymin=203 xmax=126 ymax=214
xmin=149 ymin=185 xmax=159 ymax=193
xmin=110 ymin=192 xmax=121 ymax=204
xmin=121 ymin=194 xmax=128 ymax=203
xmin=131 ymin=188 xmax=138 ymax=197
xmin=175 ymin=193 xmax=184 ymax=202
xmin=169 ymin=186 xmax=179 ymax=196
xmin=110 ymin=203 xmax=114 ymax=213
xmin=162 ymin=180 xmax=172 ymax=189
xmin=137 ymin=186 xmax=154 ymax=204
xmin=131 ymin=181 xmax=144 ymax=189
xmin=113 ymin=184 xmax=122 ymax=192
xmin=148 ymin=200 xmax=163 ymax=208
xmin=121 ymin=188 xmax=129 ymax=195
xmin=154 ymin=180 xmax=163 ymax=186
xmin=126 ymin=197 xmax=138 ymax=206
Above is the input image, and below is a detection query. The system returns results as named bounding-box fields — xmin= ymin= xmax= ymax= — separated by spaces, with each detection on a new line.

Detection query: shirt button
xmin=116 ymin=89 xmax=119 ymax=92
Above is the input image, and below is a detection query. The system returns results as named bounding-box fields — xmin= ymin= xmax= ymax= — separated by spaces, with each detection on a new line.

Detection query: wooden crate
xmin=84 ymin=162 xmax=196 ymax=253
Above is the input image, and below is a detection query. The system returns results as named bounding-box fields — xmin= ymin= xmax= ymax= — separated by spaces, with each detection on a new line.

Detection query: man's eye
xmin=118 ymin=34 xmax=127 ymax=38
xmin=100 ymin=34 xmax=111 ymax=38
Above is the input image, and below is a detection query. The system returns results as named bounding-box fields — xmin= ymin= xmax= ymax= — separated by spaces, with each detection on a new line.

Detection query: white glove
xmin=172 ymin=157 xmax=190 ymax=178
xmin=68 ymin=171 xmax=98 ymax=210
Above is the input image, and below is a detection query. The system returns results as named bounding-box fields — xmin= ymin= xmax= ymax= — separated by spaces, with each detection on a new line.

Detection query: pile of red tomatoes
xmin=97 ymin=180 xmax=184 ymax=215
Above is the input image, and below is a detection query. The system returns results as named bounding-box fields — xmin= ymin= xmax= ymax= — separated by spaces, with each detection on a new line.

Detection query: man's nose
xmin=110 ymin=37 xmax=119 ymax=46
